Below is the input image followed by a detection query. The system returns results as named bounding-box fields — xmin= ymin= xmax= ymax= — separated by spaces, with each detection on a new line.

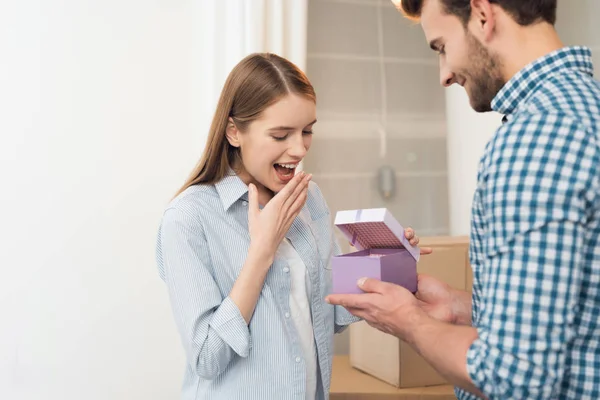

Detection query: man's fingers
xmin=356 ymin=277 xmax=395 ymax=295
xmin=325 ymin=293 xmax=377 ymax=309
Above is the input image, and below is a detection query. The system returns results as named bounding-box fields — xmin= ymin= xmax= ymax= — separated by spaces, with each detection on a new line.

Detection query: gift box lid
xmin=334 ymin=208 xmax=420 ymax=261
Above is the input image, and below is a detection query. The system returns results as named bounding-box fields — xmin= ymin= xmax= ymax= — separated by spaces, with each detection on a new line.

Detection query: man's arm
xmin=404 ymin=216 xmax=587 ymax=398
xmin=460 ymin=114 xmax=596 ymax=398
xmin=417 ymin=114 xmax=596 ymax=398
xmin=326 ymin=277 xmax=484 ymax=397
xmin=327 ymin=114 xmax=598 ymax=399
xmin=405 ymin=314 xmax=483 ymax=397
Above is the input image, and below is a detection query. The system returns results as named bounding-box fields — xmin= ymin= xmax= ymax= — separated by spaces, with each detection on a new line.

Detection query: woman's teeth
xmin=276 ymin=163 xmax=297 ymax=169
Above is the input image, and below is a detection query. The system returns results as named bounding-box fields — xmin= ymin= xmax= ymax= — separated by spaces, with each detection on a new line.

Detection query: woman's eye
xmin=302 ymin=130 xmax=313 ymax=135
xmin=273 ymin=135 xmax=287 ymax=141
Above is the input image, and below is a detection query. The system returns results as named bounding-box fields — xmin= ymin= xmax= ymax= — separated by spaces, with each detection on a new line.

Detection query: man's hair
xmin=397 ymin=0 xmax=557 ymax=26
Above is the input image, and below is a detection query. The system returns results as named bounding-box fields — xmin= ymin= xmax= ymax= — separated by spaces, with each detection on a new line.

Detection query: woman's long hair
xmin=174 ymin=53 xmax=316 ymax=197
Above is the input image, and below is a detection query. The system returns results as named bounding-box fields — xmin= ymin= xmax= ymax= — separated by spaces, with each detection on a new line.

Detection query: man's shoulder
xmin=481 ymin=109 xmax=600 ymax=189
xmin=494 ymin=108 xmax=597 ymax=156
xmin=523 ymin=69 xmax=600 ymax=128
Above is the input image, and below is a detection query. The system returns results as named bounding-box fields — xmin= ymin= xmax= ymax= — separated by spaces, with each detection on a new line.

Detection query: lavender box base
xmin=331 ymin=248 xmax=417 ymax=294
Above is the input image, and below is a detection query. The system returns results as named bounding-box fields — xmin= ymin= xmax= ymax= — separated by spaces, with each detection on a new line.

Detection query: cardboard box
xmin=349 ymin=236 xmax=471 ymax=388
xmin=332 ymin=208 xmax=420 ymax=294
xmin=330 ymin=355 xmax=456 ymax=400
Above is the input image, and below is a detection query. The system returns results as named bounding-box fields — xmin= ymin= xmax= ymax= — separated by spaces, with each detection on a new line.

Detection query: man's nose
xmin=440 ymin=59 xmax=456 ymax=87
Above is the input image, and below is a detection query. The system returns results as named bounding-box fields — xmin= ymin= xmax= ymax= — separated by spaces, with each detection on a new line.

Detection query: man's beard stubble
xmin=464 ymin=33 xmax=506 ymax=112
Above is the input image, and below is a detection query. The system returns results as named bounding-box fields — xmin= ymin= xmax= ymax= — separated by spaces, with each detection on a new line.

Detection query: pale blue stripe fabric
xmin=156 ymin=173 xmax=358 ymax=400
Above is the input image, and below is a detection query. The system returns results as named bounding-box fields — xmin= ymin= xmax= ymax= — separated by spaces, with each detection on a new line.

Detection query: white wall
xmin=445 ymin=86 xmax=500 ymax=235
xmin=0 ymin=1 xmax=209 ymax=398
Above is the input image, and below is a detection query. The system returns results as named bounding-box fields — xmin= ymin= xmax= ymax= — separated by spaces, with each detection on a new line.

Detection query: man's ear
xmin=225 ymin=118 xmax=240 ymax=147
xmin=470 ymin=0 xmax=496 ymax=42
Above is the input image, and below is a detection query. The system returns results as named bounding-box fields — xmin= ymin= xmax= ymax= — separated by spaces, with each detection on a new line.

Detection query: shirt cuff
xmin=209 ymin=296 xmax=252 ymax=357
xmin=335 ymin=305 xmax=361 ymax=326
xmin=466 ymin=336 xmax=501 ymax=396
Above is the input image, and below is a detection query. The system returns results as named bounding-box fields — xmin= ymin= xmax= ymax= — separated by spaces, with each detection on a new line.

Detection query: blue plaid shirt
xmin=456 ymin=46 xmax=600 ymax=399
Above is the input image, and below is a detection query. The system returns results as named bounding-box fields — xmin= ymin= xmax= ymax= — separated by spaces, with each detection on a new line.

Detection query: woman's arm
xmin=160 ymin=207 xmax=253 ymax=380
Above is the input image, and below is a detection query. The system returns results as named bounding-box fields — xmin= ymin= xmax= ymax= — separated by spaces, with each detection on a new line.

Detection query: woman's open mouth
xmin=273 ymin=162 xmax=298 ymax=182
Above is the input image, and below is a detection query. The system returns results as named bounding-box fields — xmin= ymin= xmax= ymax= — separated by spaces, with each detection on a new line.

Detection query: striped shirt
xmin=278 ymin=239 xmax=318 ymax=400
xmin=155 ymin=173 xmax=358 ymax=400
xmin=457 ymin=46 xmax=600 ymax=399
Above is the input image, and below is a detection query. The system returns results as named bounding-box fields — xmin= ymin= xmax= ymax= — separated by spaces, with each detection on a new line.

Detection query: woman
xmin=156 ymin=53 xmax=424 ymax=399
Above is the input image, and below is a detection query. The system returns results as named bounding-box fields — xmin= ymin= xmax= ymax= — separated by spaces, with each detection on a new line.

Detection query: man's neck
xmin=499 ymin=22 xmax=564 ymax=82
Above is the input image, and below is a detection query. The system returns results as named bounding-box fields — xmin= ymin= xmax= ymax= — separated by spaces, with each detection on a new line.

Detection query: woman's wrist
xmin=246 ymin=242 xmax=275 ymax=269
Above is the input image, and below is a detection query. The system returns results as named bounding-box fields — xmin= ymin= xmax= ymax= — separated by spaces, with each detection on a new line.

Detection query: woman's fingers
xmin=271 ymin=171 xmax=306 ymax=207
xmin=282 ymin=173 xmax=311 ymax=210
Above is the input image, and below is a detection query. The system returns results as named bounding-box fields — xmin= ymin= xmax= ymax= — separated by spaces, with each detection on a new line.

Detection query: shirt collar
xmin=214 ymin=169 xmax=249 ymax=211
xmin=491 ymin=46 xmax=594 ymax=116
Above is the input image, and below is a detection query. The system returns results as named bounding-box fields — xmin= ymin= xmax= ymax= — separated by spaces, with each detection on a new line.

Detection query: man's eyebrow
xmin=429 ymin=37 xmax=443 ymax=51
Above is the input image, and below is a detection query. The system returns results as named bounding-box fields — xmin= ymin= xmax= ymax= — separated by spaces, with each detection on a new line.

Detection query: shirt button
xmin=242 ymin=201 xmax=248 ymax=206
xmin=283 ymin=267 xmax=290 ymax=273
xmin=285 ymin=312 xmax=290 ymax=318
xmin=295 ymin=356 xmax=301 ymax=363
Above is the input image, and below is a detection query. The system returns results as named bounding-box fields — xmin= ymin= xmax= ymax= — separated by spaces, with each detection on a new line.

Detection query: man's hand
xmin=326 ymin=277 xmax=483 ymax=398
xmin=415 ymin=274 xmax=472 ymax=325
xmin=325 ymin=278 xmax=424 ymax=340
xmin=326 ymin=274 xmax=471 ymax=337
xmin=325 ymin=274 xmax=473 ymax=340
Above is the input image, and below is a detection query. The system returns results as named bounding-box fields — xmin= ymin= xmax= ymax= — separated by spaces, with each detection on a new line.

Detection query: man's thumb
xmin=357 ymin=277 xmax=387 ymax=294
xmin=357 ymin=277 xmax=372 ymax=292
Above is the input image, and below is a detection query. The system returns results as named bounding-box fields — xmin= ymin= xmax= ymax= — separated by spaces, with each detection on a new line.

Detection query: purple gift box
xmin=331 ymin=208 xmax=420 ymax=294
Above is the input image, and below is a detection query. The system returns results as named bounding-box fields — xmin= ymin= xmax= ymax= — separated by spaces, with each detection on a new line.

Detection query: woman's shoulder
xmin=162 ymin=184 xmax=220 ymax=223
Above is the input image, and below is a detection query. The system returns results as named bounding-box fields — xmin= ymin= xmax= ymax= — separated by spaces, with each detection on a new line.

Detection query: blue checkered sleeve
xmin=465 ymin=113 xmax=600 ymax=398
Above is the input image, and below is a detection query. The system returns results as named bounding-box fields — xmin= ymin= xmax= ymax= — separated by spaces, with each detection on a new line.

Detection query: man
xmin=326 ymin=0 xmax=600 ymax=399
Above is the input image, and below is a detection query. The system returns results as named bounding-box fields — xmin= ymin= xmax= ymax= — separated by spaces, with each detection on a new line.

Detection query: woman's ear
xmin=225 ymin=118 xmax=240 ymax=147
